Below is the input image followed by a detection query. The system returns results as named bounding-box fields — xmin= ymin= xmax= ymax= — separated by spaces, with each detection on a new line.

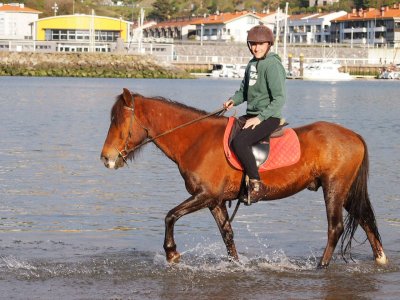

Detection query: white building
xmin=259 ymin=10 xmax=289 ymax=34
xmin=191 ymin=11 xmax=262 ymax=43
xmin=0 ymin=3 xmax=41 ymax=40
xmin=286 ymin=11 xmax=347 ymax=44
xmin=143 ymin=19 xmax=194 ymax=42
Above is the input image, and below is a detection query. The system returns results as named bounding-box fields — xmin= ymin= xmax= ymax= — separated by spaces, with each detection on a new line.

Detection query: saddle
xmin=223 ymin=117 xmax=301 ymax=172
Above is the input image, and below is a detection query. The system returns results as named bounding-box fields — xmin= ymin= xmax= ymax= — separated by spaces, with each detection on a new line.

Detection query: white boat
xmin=211 ymin=64 xmax=236 ymax=78
xmin=235 ymin=64 xmax=247 ymax=78
xmin=380 ymin=70 xmax=400 ymax=79
xmin=210 ymin=63 xmax=246 ymax=78
xmin=379 ymin=64 xmax=400 ymax=79
xmin=303 ymin=61 xmax=353 ymax=81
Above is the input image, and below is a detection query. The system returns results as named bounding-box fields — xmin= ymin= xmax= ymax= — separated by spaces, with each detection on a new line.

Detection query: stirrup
xmin=243 ymin=176 xmax=256 ymax=206
xmin=244 ymin=177 xmax=266 ymax=206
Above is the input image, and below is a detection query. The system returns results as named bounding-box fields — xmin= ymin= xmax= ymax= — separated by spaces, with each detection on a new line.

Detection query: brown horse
xmin=100 ymin=88 xmax=388 ymax=268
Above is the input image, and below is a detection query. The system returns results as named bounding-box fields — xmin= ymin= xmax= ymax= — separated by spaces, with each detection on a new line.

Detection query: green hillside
xmin=5 ymin=0 xmax=400 ymax=21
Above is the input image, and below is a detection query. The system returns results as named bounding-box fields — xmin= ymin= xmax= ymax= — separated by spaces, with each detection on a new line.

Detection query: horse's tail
xmin=340 ymin=136 xmax=382 ymax=260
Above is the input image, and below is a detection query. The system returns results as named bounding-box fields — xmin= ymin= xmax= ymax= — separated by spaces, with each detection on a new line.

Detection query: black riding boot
xmin=245 ymin=179 xmax=268 ymax=205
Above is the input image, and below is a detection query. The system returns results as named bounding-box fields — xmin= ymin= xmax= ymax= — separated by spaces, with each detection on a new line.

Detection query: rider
xmin=223 ymin=24 xmax=286 ymax=204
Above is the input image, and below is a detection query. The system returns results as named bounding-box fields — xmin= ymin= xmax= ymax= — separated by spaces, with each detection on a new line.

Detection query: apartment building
xmin=285 ymin=11 xmax=347 ymax=44
xmin=330 ymin=5 xmax=400 ymax=47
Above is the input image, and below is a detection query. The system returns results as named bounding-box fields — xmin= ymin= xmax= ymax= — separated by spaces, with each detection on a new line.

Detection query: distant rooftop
xmin=0 ymin=2 xmax=42 ymax=14
xmin=333 ymin=5 xmax=400 ymax=21
xmin=190 ymin=11 xmax=260 ymax=25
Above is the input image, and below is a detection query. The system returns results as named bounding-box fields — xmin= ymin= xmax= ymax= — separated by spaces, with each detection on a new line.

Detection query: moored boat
xmin=303 ymin=61 xmax=353 ymax=81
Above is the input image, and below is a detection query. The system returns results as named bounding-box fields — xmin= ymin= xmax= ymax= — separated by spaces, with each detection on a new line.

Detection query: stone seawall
xmin=0 ymin=52 xmax=191 ymax=78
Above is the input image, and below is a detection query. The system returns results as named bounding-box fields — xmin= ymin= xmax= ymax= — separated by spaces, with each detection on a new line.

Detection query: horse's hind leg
xmin=359 ymin=222 xmax=388 ymax=265
xmin=318 ymin=187 xmax=345 ymax=268
xmin=163 ymin=192 xmax=212 ymax=263
xmin=209 ymin=203 xmax=239 ymax=261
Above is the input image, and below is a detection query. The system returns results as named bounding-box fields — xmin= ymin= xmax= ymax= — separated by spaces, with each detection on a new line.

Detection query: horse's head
xmin=100 ymin=88 xmax=148 ymax=169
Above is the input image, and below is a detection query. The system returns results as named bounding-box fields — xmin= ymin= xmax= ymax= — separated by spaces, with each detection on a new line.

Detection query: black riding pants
xmin=231 ymin=116 xmax=281 ymax=180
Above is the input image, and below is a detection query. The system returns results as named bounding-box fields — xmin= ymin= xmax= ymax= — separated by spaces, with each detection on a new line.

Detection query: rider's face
xmin=250 ymin=42 xmax=271 ymax=59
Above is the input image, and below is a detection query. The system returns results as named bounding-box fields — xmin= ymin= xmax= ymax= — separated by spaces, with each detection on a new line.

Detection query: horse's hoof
xmin=317 ymin=263 xmax=329 ymax=269
xmin=166 ymin=251 xmax=181 ymax=264
xmin=376 ymin=252 xmax=388 ymax=265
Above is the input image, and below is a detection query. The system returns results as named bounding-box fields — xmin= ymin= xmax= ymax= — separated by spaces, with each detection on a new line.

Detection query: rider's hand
xmin=243 ymin=117 xmax=261 ymax=129
xmin=223 ymin=99 xmax=234 ymax=110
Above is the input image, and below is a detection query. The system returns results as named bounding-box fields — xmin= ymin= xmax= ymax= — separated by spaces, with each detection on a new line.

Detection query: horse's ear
xmin=122 ymin=88 xmax=133 ymax=107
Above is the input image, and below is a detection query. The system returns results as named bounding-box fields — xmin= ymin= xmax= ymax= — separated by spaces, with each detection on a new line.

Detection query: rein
xmin=121 ymin=105 xmax=227 ymax=158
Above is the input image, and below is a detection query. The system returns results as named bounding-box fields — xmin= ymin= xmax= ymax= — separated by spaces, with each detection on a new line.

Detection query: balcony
xmin=343 ymin=27 xmax=367 ymax=33
xmin=374 ymin=26 xmax=386 ymax=32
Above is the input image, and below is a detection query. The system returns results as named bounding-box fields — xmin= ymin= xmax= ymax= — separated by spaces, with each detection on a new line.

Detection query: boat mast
xmin=283 ymin=2 xmax=289 ymax=66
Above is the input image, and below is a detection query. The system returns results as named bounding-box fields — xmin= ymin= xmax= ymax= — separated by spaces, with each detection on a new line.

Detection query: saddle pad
xmin=223 ymin=117 xmax=301 ymax=172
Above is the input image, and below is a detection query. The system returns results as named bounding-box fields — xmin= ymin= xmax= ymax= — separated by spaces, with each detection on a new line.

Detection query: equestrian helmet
xmin=247 ymin=25 xmax=274 ymax=45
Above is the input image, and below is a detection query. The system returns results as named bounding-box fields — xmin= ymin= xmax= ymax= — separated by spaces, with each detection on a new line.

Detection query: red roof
xmin=333 ymin=6 xmax=400 ymax=21
xmin=150 ymin=18 xmax=201 ymax=28
xmin=0 ymin=3 xmax=41 ymax=14
xmin=190 ymin=11 xmax=260 ymax=25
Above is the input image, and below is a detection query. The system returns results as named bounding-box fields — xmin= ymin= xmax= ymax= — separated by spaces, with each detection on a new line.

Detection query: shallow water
xmin=0 ymin=77 xmax=399 ymax=299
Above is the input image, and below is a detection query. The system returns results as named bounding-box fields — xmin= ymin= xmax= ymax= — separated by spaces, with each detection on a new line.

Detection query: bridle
xmin=114 ymin=100 xmax=227 ymax=166
xmin=113 ymin=104 xmax=149 ymax=166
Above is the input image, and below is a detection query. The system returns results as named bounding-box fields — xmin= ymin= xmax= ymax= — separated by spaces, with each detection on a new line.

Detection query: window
xmin=0 ymin=16 xmax=4 ymax=35
xmin=60 ymin=30 xmax=67 ymax=40
xmin=247 ymin=17 xmax=255 ymax=24
xmin=48 ymin=29 xmax=120 ymax=41
xmin=68 ymin=30 xmax=76 ymax=40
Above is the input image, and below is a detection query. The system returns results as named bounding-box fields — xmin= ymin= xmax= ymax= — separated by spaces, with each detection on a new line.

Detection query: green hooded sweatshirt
xmin=231 ymin=52 xmax=286 ymax=121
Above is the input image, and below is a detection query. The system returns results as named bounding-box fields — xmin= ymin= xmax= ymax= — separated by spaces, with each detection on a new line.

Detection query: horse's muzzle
xmin=100 ymin=154 xmax=124 ymax=169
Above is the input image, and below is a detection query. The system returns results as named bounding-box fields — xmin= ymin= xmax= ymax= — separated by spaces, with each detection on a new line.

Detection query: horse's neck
xmin=140 ymin=98 xmax=207 ymax=134
xmin=138 ymin=98 xmax=223 ymax=162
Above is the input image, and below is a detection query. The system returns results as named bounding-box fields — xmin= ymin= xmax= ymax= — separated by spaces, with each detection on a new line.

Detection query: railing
xmin=374 ymin=26 xmax=387 ymax=32
xmin=156 ymin=54 xmax=250 ymax=65
xmin=343 ymin=27 xmax=367 ymax=33
xmin=153 ymin=54 xmax=382 ymax=66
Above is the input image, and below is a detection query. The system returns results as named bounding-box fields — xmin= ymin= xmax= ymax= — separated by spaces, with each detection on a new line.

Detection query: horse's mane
xmin=151 ymin=96 xmax=209 ymax=116
xmin=111 ymin=92 xmax=211 ymax=126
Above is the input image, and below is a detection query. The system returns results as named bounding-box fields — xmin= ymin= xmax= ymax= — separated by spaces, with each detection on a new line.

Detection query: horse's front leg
xmin=163 ymin=192 xmax=212 ymax=263
xmin=209 ymin=202 xmax=239 ymax=261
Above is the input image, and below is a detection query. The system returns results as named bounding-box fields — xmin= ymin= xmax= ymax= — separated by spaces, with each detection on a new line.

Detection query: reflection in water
xmin=318 ymin=84 xmax=338 ymax=120
xmin=0 ymin=77 xmax=399 ymax=299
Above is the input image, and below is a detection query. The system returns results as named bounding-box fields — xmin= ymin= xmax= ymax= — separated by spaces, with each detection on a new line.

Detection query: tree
xmin=148 ymin=0 xmax=177 ymax=21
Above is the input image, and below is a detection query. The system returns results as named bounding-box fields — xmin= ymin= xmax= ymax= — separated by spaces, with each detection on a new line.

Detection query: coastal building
xmin=189 ymin=11 xmax=261 ymax=43
xmin=285 ymin=11 xmax=347 ymax=44
xmin=142 ymin=11 xmax=289 ymax=43
xmin=142 ymin=18 xmax=198 ymax=42
xmin=259 ymin=10 xmax=289 ymax=35
xmin=309 ymin=0 xmax=340 ymax=7
xmin=32 ymin=14 xmax=132 ymax=52
xmin=0 ymin=3 xmax=41 ymax=40
xmin=330 ymin=5 xmax=400 ymax=47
